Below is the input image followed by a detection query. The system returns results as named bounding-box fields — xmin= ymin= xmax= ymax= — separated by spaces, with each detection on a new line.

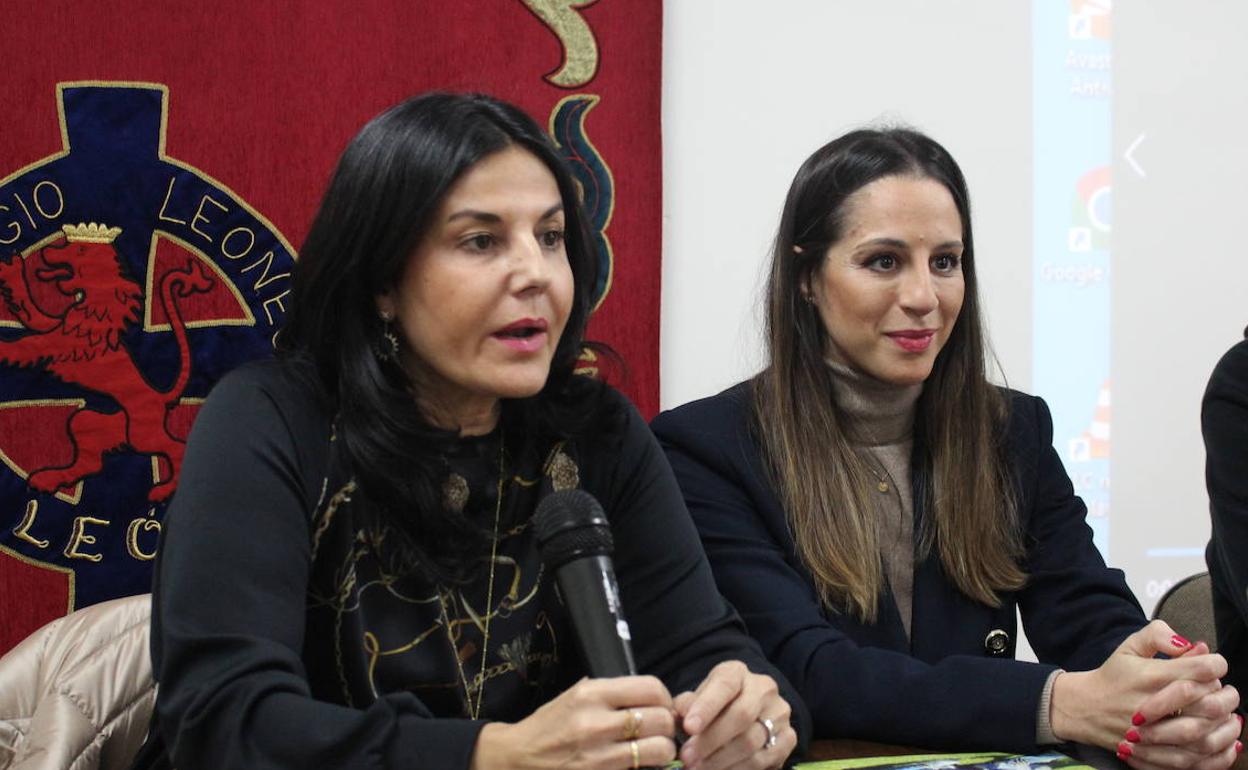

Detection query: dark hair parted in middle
xmin=752 ymin=128 xmax=1025 ymax=621
xmin=277 ymin=92 xmax=608 ymax=584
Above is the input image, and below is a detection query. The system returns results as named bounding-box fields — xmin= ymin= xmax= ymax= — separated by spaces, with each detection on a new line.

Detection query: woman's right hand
xmin=470 ymin=675 xmax=679 ymax=770
xmin=1118 ymin=640 xmax=1241 ymax=770
xmin=1050 ymin=620 xmax=1236 ymax=767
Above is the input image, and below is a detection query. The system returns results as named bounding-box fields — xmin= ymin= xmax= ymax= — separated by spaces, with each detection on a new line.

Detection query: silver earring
xmin=379 ymin=313 xmax=400 ymax=360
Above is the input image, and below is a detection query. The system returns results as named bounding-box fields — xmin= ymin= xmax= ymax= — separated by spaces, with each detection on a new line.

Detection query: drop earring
xmin=379 ymin=312 xmax=400 ymax=360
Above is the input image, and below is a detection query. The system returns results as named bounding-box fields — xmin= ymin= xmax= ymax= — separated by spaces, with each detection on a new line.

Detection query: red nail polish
xmin=1132 ymin=712 xmax=1147 ymax=726
xmin=1117 ymin=751 xmax=1129 ymax=762
xmin=1118 ymin=742 xmax=1134 ymax=758
xmin=1236 ymin=741 xmax=1243 ymax=754
xmin=1125 ymin=729 xmax=1141 ymax=742
xmin=1238 ymin=714 xmax=1244 ymax=728
xmin=1170 ymin=634 xmax=1191 ymax=648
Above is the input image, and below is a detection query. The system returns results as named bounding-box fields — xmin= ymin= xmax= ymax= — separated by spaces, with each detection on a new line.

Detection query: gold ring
xmin=630 ymin=739 xmax=640 ymax=769
xmin=623 ymin=709 xmax=643 ymax=740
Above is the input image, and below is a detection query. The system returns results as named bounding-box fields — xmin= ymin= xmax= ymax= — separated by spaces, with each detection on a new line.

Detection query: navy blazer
xmin=651 ymin=382 xmax=1146 ymax=752
xmin=1204 ymin=338 xmax=1248 ymax=697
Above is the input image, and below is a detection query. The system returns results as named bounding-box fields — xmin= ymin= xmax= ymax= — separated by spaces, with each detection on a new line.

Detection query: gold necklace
xmin=439 ymin=437 xmax=506 ymax=720
xmin=863 ymin=454 xmax=894 ymax=494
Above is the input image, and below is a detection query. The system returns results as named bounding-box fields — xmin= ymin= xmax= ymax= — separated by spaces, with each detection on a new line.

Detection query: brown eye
xmin=867 ymin=254 xmax=898 ymax=271
xmin=540 ymin=229 xmax=565 ymax=249
xmin=463 ymin=233 xmax=495 ymax=252
xmin=933 ymin=254 xmax=961 ymax=272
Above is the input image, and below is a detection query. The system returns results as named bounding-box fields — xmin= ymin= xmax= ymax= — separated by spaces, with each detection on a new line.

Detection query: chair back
xmin=1152 ymin=572 xmax=1217 ymax=653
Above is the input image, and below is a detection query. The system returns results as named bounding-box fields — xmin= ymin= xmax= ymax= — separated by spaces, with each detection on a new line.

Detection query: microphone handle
xmin=556 ymin=555 xmax=667 ymax=770
xmin=555 ymin=554 xmax=637 ymax=678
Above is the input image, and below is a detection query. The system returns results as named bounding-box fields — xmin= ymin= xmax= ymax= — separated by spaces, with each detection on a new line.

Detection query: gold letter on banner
xmin=521 ymin=0 xmax=600 ymax=88
xmin=126 ymin=508 xmax=161 ymax=561
xmin=65 ymin=516 xmax=109 ymax=562
xmin=13 ymin=500 xmax=49 ymax=548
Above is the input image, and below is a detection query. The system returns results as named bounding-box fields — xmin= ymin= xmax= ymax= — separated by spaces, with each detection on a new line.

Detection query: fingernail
xmin=1132 ymin=712 xmax=1147 ymax=726
xmin=1171 ymin=634 xmax=1192 ymax=648
xmin=1238 ymin=714 xmax=1244 ymax=728
xmin=1237 ymin=741 xmax=1243 ymax=754
xmin=1125 ymin=728 xmax=1141 ymax=742
xmin=1117 ymin=750 xmax=1131 ymax=762
xmin=1118 ymin=742 xmax=1134 ymax=758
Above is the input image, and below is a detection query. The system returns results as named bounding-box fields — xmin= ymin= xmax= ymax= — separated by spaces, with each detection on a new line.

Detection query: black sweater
xmin=138 ymin=360 xmax=809 ymax=769
xmin=1205 ymin=337 xmax=1248 ymax=698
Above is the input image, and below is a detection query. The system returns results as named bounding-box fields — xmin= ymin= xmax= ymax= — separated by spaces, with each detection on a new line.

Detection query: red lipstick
xmin=885 ymin=329 xmax=936 ymax=353
xmin=492 ymin=318 xmax=549 ymax=352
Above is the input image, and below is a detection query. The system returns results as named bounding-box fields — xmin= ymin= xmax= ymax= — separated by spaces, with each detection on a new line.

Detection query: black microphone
xmin=534 ymin=489 xmax=637 ymax=677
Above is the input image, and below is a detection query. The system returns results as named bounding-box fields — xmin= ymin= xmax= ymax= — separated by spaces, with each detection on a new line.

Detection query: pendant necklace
xmin=439 ymin=436 xmax=505 ymax=720
xmin=864 ymin=455 xmax=894 ymax=495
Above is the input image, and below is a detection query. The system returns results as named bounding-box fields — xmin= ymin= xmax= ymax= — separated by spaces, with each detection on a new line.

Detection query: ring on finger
xmin=622 ymin=709 xmax=644 ymax=741
xmin=630 ymin=739 xmax=640 ymax=770
xmin=757 ymin=716 xmax=778 ymax=750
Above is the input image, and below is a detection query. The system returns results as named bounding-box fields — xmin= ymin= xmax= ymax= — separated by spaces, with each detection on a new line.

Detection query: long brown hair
xmin=752 ymin=128 xmax=1025 ymax=621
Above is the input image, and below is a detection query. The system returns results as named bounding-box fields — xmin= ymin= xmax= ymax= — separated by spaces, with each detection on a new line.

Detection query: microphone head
xmin=533 ymin=489 xmax=613 ymax=570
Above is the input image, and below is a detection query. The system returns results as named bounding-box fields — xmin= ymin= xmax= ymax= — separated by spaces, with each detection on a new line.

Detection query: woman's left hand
xmin=673 ymin=660 xmax=797 ymax=770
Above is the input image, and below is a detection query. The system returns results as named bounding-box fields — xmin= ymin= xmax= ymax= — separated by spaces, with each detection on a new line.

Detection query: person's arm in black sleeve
xmin=1013 ymin=394 xmax=1146 ymax=672
xmin=1204 ymin=339 xmax=1248 ymax=695
xmin=152 ymin=366 xmax=485 ymax=770
xmin=652 ymin=394 xmax=1057 ymax=753
xmin=586 ymin=390 xmax=812 ymax=757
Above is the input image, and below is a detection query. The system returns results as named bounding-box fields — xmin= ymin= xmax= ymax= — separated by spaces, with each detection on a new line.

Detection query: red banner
xmin=0 ymin=0 xmax=661 ymax=654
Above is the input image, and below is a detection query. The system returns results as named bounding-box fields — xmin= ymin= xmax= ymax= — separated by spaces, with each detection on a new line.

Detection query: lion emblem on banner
xmin=0 ymin=222 xmax=213 ymax=502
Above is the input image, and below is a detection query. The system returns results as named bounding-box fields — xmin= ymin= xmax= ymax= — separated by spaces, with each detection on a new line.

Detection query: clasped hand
xmin=471 ymin=661 xmax=795 ymax=770
xmin=1052 ymin=620 xmax=1240 ymax=770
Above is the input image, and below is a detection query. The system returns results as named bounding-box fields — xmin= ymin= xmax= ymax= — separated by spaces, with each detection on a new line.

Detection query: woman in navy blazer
xmin=652 ymin=128 xmax=1240 ymax=768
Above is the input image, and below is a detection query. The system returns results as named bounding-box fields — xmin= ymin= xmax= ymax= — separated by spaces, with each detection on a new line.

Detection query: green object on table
xmin=796 ymin=751 xmax=1095 ymax=770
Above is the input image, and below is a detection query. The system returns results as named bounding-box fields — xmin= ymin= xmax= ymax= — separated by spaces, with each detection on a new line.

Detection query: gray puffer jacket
xmin=0 ymin=594 xmax=155 ymax=770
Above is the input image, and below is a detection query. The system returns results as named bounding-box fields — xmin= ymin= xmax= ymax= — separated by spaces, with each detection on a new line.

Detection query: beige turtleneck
xmin=825 ymin=356 xmax=922 ymax=638
xmin=824 ymin=355 xmax=1061 ymax=745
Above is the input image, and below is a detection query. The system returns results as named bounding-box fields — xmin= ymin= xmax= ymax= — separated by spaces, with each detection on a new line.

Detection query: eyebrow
xmin=856 ymin=237 xmax=964 ymax=251
xmin=445 ymin=203 xmax=564 ymax=224
xmin=446 ymin=209 xmax=500 ymax=224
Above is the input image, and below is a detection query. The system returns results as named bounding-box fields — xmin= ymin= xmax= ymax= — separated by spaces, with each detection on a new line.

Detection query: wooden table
xmin=807 ymin=740 xmax=927 ymax=761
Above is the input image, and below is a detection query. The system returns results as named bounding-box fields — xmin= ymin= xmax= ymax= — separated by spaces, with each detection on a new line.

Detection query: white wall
xmin=662 ymin=1 xmax=1033 ymax=411
xmin=660 ymin=0 xmax=1248 ymax=622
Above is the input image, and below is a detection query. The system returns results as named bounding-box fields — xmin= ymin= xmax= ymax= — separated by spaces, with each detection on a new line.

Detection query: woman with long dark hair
xmin=138 ymin=92 xmax=804 ymax=770
xmin=652 ymin=128 xmax=1239 ymax=767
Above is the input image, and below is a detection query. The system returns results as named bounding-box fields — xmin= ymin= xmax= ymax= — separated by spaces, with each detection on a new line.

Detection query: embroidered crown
xmin=62 ymin=222 xmax=122 ymax=244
